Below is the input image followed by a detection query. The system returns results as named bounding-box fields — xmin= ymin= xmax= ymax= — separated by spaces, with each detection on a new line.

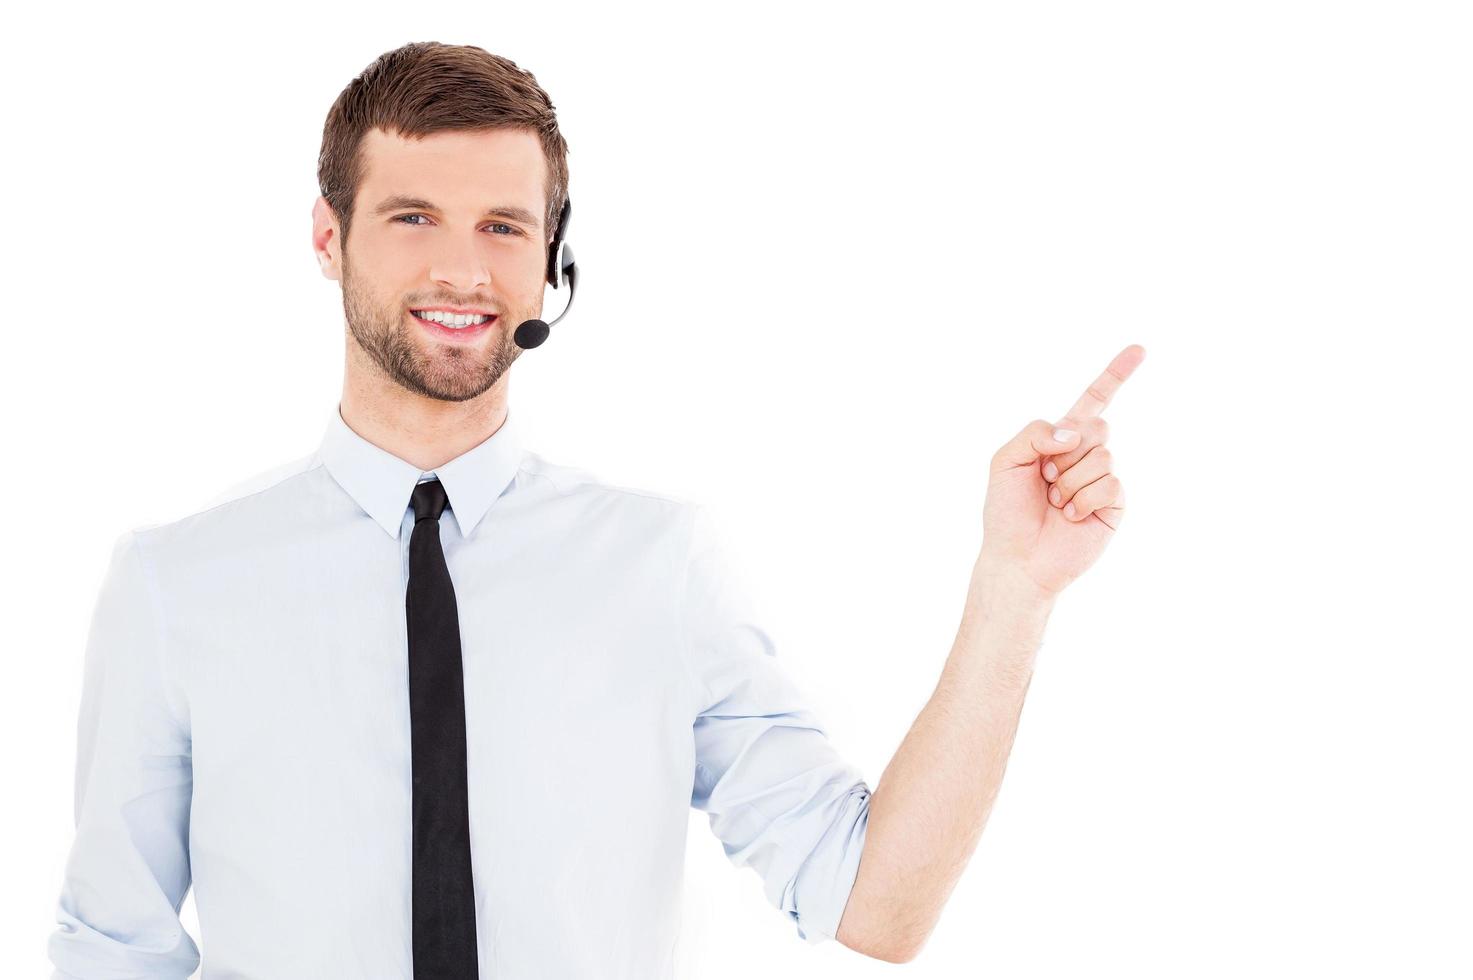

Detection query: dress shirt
xmin=48 ymin=403 xmax=872 ymax=979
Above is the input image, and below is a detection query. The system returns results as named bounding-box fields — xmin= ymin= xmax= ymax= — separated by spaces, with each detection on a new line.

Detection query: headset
xmin=513 ymin=197 xmax=578 ymax=350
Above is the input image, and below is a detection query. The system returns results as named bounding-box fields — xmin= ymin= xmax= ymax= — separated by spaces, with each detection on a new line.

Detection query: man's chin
xmin=406 ymin=350 xmax=513 ymax=401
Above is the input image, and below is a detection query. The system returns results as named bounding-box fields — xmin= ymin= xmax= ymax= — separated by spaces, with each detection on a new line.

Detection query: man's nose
xmin=428 ymin=236 xmax=495 ymax=293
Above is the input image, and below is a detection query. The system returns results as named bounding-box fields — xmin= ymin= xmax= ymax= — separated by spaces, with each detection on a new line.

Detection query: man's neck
xmin=337 ymin=382 xmax=510 ymax=473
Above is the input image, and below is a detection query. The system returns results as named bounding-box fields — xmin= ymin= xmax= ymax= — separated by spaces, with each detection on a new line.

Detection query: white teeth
xmin=414 ymin=310 xmax=491 ymax=327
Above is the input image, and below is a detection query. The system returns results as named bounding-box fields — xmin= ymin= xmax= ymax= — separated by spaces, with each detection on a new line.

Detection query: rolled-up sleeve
xmin=680 ymin=502 xmax=871 ymax=945
xmin=48 ymin=530 xmax=201 ymax=978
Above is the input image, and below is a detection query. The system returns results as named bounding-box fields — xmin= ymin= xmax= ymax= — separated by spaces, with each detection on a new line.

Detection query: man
xmin=47 ymin=40 xmax=1143 ymax=978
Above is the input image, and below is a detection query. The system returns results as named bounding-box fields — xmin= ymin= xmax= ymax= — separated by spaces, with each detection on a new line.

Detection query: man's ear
xmin=311 ymin=196 xmax=342 ymax=281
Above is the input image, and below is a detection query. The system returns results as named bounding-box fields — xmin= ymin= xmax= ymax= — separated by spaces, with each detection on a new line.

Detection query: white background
xmin=4 ymin=1 xmax=1470 ymax=977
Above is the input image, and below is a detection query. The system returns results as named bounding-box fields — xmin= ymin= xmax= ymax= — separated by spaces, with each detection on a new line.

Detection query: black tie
xmin=406 ymin=478 xmax=479 ymax=977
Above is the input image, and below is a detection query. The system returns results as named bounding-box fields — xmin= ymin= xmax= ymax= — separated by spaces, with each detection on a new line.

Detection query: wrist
xmin=955 ymin=558 xmax=1057 ymax=661
xmin=970 ymin=554 xmax=1059 ymax=615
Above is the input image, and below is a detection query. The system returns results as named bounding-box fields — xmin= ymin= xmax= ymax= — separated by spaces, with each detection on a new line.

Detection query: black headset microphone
xmin=513 ymin=197 xmax=578 ymax=350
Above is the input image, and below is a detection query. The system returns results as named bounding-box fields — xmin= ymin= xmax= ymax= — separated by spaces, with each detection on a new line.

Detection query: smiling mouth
xmin=410 ymin=309 xmax=496 ymax=328
xmin=409 ymin=309 xmax=498 ymax=341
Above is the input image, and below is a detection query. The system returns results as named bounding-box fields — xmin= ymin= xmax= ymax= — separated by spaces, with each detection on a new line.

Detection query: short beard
xmin=340 ymin=248 xmax=526 ymax=403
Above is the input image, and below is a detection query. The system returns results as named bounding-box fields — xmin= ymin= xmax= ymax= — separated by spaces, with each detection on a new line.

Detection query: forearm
xmin=838 ymin=558 xmax=1055 ymax=962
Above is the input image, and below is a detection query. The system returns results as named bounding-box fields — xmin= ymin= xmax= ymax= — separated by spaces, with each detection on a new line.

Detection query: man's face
xmin=316 ymin=126 xmax=550 ymax=403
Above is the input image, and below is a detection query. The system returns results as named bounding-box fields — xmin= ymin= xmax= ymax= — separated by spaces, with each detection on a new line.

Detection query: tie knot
xmin=410 ymin=478 xmax=449 ymax=524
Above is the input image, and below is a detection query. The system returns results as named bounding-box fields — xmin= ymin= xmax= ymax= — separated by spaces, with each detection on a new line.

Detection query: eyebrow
xmin=370 ymin=195 xmax=541 ymax=230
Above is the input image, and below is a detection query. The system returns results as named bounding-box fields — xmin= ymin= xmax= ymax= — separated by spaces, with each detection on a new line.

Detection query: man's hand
xmin=977 ymin=344 xmax=1146 ymax=599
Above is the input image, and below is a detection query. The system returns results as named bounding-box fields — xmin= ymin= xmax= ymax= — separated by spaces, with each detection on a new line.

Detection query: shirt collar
xmin=317 ymin=403 xmax=523 ymax=540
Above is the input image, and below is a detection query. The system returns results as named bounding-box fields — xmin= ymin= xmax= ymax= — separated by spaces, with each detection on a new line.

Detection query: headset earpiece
xmin=546 ymin=197 xmax=572 ymax=287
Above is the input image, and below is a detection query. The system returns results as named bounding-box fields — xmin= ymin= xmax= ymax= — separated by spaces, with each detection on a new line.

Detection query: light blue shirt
xmin=48 ymin=404 xmax=871 ymax=979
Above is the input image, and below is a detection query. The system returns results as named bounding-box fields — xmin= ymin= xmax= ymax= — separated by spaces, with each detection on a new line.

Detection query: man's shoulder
xmin=129 ymin=448 xmax=324 ymax=547
xmin=193 ymin=449 xmax=324 ymax=514
xmin=517 ymin=450 xmax=697 ymax=527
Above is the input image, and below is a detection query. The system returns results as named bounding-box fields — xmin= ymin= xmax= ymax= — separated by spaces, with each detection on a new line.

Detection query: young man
xmin=48 ymin=40 xmax=1141 ymax=978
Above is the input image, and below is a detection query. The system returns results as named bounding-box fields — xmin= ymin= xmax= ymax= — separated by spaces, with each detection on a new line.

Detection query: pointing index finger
xmin=1062 ymin=344 xmax=1146 ymax=421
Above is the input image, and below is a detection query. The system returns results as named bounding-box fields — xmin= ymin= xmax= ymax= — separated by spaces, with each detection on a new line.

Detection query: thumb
xmin=991 ymin=418 xmax=1079 ymax=471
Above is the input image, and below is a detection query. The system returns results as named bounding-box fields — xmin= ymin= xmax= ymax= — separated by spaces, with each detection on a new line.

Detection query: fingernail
xmin=1043 ymin=461 xmax=1058 ymax=481
xmin=1053 ymin=428 xmax=1076 ymax=443
xmin=1050 ymin=485 xmax=1061 ymax=505
xmin=1064 ymin=502 xmax=1076 ymax=519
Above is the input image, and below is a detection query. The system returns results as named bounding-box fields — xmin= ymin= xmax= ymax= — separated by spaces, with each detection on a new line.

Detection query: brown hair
xmin=317 ymin=41 xmax=569 ymax=251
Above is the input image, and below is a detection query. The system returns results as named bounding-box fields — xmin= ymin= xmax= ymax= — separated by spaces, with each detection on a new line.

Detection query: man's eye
xmin=393 ymin=214 xmax=519 ymax=236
